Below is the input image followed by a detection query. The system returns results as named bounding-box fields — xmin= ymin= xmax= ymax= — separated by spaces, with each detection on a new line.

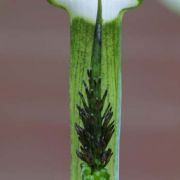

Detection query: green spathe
xmin=70 ymin=16 xmax=121 ymax=180
xmin=47 ymin=0 xmax=143 ymax=179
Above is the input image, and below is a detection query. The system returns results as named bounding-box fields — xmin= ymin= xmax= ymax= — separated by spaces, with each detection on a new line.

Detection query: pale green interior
xmin=70 ymin=17 xmax=122 ymax=180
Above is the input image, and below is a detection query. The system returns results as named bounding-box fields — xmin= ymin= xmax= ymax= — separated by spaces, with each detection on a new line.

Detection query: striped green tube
xmin=47 ymin=0 xmax=143 ymax=179
xmin=70 ymin=16 xmax=122 ymax=180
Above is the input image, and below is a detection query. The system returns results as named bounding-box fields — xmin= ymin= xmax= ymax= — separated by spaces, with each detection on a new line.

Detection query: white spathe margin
xmin=50 ymin=0 xmax=140 ymax=22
